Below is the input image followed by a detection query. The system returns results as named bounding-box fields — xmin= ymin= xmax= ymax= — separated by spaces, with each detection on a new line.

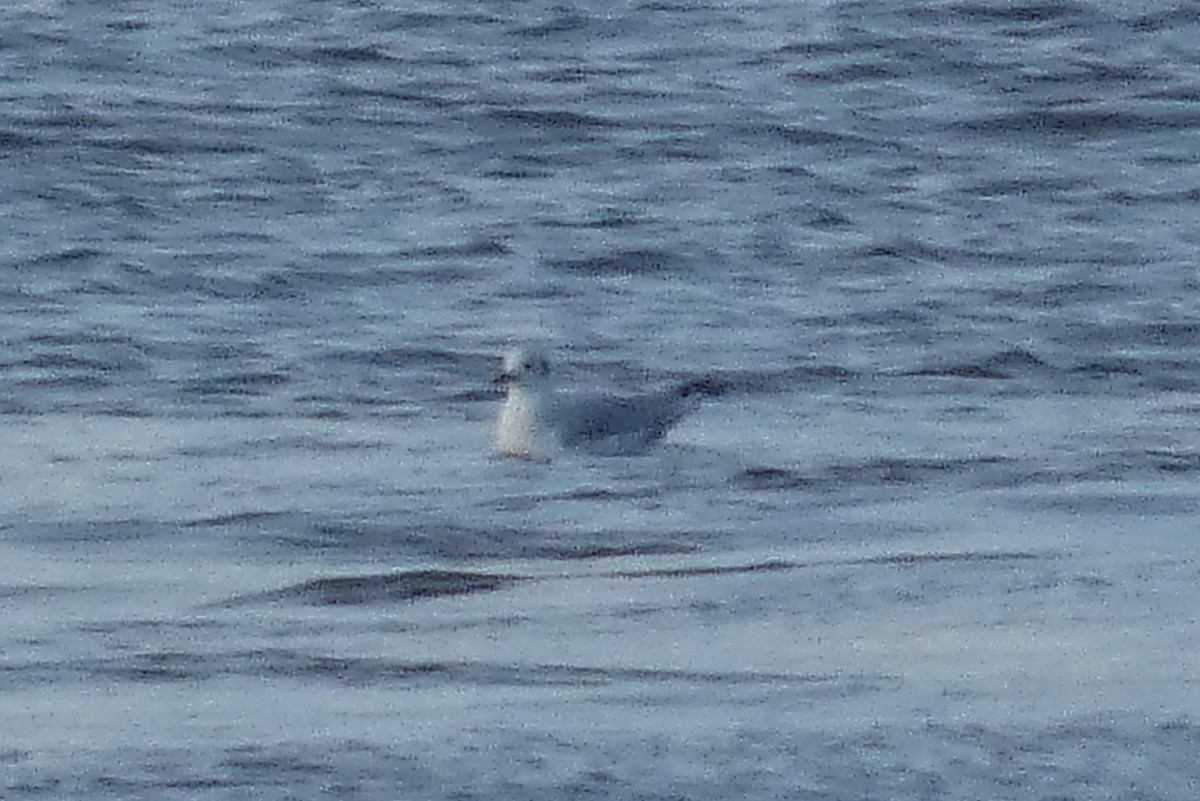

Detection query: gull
xmin=494 ymin=347 xmax=722 ymax=458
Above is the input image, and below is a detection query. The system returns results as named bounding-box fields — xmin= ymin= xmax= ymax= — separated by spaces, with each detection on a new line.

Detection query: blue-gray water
xmin=3 ymin=0 xmax=1200 ymax=797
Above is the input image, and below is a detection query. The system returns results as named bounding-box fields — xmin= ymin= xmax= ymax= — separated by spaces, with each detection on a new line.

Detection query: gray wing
xmin=550 ymin=388 xmax=695 ymax=452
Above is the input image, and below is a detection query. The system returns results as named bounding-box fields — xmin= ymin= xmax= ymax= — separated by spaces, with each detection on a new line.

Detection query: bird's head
xmin=496 ymin=347 xmax=552 ymax=389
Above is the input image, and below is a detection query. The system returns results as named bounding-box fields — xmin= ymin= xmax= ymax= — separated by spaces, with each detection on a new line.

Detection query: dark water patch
xmin=10 ymin=104 xmax=115 ymax=132
xmin=93 ymin=404 xmax=155 ymax=419
xmin=963 ymin=175 xmax=1089 ymax=199
xmin=1062 ymin=357 xmax=1200 ymax=393
xmin=0 ymin=659 xmax=61 ymax=691
xmin=1134 ymin=365 xmax=1200 ymax=394
xmin=1103 ymin=186 xmax=1200 ymax=205
xmin=144 ymin=262 xmax=305 ymax=300
xmin=607 ymin=550 xmax=1043 ymax=581
xmin=1130 ymin=321 xmax=1200 ymax=349
xmin=1072 ymin=573 xmax=1115 ymax=590
xmin=537 ymin=541 xmax=700 ymax=561
xmin=15 ymin=371 xmax=110 ymax=391
xmin=295 ymin=391 xmax=418 ymax=416
xmin=369 ymin=8 xmax=499 ymax=30
xmin=541 ymin=208 xmax=647 ymax=230
xmin=739 ymin=122 xmax=894 ymax=156
xmin=220 ymin=570 xmax=518 ymax=608
xmin=308 ymin=45 xmax=399 ymax=65
xmin=853 ymin=551 xmax=1041 ymax=568
xmin=901 ymin=348 xmax=1049 ymax=380
xmin=511 ymin=12 xmax=591 ymax=38
xmin=838 ymin=455 xmax=1017 ymax=488
xmin=272 ymin=514 xmax=718 ymax=565
xmin=1137 ymin=81 xmax=1200 ymax=104
xmin=291 ymin=400 xmax=355 ymax=419
xmin=0 ymin=130 xmax=42 ymax=150
xmin=184 ymin=510 xmax=294 ymax=528
xmin=809 ymin=306 xmax=927 ymax=329
xmin=79 ymin=648 xmax=871 ymax=692
xmin=0 ymin=583 xmax=90 ymax=602
xmin=1068 ymin=357 xmax=1141 ymax=378
xmin=491 ymin=280 xmax=582 ymax=301
xmin=904 ymin=363 xmax=1011 ymax=381
xmin=1144 ymin=449 xmax=1200 ymax=473
xmin=269 ymin=518 xmax=528 ymax=560
xmin=16 ymin=352 xmax=119 ymax=373
xmin=933 ymin=0 xmax=1100 ymax=27
xmin=12 ymin=352 xmax=113 ymax=374
xmin=769 ymin=38 xmax=850 ymax=59
xmin=395 ymin=238 xmax=510 ymax=261
xmin=12 ymin=246 xmax=109 ymax=269
xmin=1128 ymin=5 xmax=1200 ymax=33
xmin=286 ymin=255 xmax=443 ymax=287
xmin=209 ymin=269 xmax=308 ymax=302
xmin=610 ymin=559 xmax=797 ymax=580
xmin=321 ymin=344 xmax=483 ymax=373
xmin=0 ymin=748 xmax=28 ymax=765
xmin=156 ymin=777 xmax=243 ymax=792
xmin=109 ymin=450 xmax=166 ymax=464
xmin=84 ymin=134 xmax=260 ymax=156
xmin=11 ymin=519 xmax=162 ymax=545
xmin=242 ymin=433 xmax=387 ymax=454
xmin=636 ymin=0 xmax=696 ymax=11
xmin=528 ymin=63 xmax=642 ymax=85
xmin=221 ymin=743 xmax=340 ymax=777
xmin=852 ymin=237 xmax=957 ymax=264
xmin=734 ymin=455 xmax=1018 ymax=493
xmin=77 ymin=617 xmax=225 ymax=636
xmin=90 ymin=649 xmax=327 ymax=685
xmin=487 ymin=108 xmax=619 ymax=135
xmin=199 ymin=40 xmax=308 ymax=70
xmin=788 ymin=58 xmax=908 ymax=84
xmin=807 ymin=205 xmax=855 ymax=229
xmin=95 ymin=651 xmax=222 ymax=683
xmin=552 ymin=486 xmax=660 ymax=502
xmin=328 ymin=82 xmax=474 ymax=111
xmin=480 ymin=165 xmax=557 ymax=179
xmin=734 ymin=467 xmax=821 ymax=491
xmin=179 ymin=370 xmax=290 ymax=397
xmin=190 ymin=189 xmax=272 ymax=204
xmin=1159 ymin=402 xmax=1200 ymax=419
xmin=631 ymin=133 xmax=716 ymax=163
xmin=1084 ymin=448 xmax=1200 ymax=479
xmin=501 ymin=663 xmax=870 ymax=689
xmin=546 ymin=249 xmax=690 ymax=277
xmin=1024 ymin=490 xmax=1199 ymax=517
xmin=955 ymin=108 xmax=1200 ymax=138
xmin=104 ymin=17 xmax=150 ymax=32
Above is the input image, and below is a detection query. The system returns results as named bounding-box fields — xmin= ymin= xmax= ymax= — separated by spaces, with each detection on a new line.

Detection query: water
xmin=3 ymin=0 xmax=1200 ymax=797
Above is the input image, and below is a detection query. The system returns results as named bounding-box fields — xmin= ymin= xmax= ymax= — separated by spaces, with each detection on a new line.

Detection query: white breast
xmin=495 ymin=386 xmax=538 ymax=458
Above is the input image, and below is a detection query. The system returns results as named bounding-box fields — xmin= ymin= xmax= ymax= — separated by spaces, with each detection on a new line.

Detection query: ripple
xmin=219 ymin=570 xmax=519 ymax=608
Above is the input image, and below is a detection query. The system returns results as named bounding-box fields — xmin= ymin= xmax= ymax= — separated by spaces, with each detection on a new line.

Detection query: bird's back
xmin=551 ymin=385 xmax=702 ymax=455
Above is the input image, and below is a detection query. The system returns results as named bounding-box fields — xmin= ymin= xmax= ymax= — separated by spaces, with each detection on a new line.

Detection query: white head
xmin=497 ymin=347 xmax=552 ymax=390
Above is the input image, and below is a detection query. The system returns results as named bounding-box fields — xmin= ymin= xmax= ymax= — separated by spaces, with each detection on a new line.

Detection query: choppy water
xmin=3 ymin=0 xmax=1200 ymax=798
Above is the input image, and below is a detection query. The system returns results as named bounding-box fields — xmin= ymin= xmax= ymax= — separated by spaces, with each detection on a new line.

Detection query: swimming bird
xmin=494 ymin=346 xmax=722 ymax=458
